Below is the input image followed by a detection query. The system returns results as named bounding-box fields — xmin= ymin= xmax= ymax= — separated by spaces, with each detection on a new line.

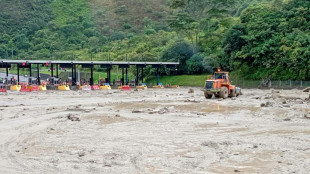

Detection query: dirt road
xmin=0 ymin=88 xmax=309 ymax=173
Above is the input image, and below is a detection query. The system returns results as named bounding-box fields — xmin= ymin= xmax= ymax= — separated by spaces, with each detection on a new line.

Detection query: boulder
xmin=188 ymin=88 xmax=194 ymax=93
xmin=303 ymin=87 xmax=310 ymax=92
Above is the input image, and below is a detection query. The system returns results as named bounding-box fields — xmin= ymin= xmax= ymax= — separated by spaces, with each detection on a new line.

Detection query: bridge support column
xmin=37 ymin=64 xmax=40 ymax=85
xmin=29 ymin=65 xmax=32 ymax=77
xmin=90 ymin=66 xmax=93 ymax=86
xmin=156 ymin=68 xmax=159 ymax=85
xmin=6 ymin=66 xmax=8 ymax=77
xmin=106 ymin=68 xmax=109 ymax=84
xmin=141 ymin=67 xmax=144 ymax=83
xmin=56 ymin=64 xmax=59 ymax=78
xmin=107 ymin=68 xmax=111 ymax=84
xmin=74 ymin=64 xmax=77 ymax=85
xmin=136 ymin=67 xmax=139 ymax=86
xmin=51 ymin=64 xmax=53 ymax=77
xmin=71 ymin=65 xmax=74 ymax=85
xmin=122 ymin=68 xmax=124 ymax=85
xmin=126 ymin=68 xmax=128 ymax=85
xmin=17 ymin=65 xmax=20 ymax=84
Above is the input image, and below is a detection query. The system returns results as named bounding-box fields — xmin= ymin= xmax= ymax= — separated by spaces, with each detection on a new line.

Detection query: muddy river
xmin=0 ymin=88 xmax=309 ymax=173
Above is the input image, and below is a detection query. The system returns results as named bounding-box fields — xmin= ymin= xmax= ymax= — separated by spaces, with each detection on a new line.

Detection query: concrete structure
xmin=0 ymin=60 xmax=179 ymax=86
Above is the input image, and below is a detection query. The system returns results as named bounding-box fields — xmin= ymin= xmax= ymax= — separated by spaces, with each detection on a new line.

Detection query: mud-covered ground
xmin=0 ymin=88 xmax=309 ymax=174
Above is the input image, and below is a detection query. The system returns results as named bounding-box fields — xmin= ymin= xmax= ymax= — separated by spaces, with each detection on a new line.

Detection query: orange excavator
xmin=203 ymin=69 xmax=241 ymax=99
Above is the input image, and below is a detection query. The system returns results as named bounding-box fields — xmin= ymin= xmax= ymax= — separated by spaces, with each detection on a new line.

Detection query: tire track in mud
xmin=0 ymin=110 xmax=73 ymax=173
xmin=0 ymin=100 xmax=136 ymax=173
xmin=0 ymin=88 xmax=309 ymax=173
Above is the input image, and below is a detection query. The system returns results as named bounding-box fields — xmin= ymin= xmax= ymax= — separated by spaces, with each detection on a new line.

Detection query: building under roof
xmin=0 ymin=59 xmax=179 ymax=85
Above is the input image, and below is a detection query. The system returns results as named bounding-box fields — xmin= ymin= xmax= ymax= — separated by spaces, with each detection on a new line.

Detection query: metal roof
xmin=0 ymin=59 xmax=179 ymax=66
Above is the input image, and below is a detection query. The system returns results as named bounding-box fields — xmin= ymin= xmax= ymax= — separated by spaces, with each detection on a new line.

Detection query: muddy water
xmin=114 ymin=101 xmax=259 ymax=114
xmin=0 ymin=88 xmax=309 ymax=173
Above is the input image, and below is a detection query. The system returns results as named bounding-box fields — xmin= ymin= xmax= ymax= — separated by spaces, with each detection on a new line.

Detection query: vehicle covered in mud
xmin=203 ymin=69 xmax=241 ymax=99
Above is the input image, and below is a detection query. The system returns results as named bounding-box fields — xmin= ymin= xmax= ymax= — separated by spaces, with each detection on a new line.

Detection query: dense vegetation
xmin=0 ymin=0 xmax=309 ymax=80
xmin=223 ymin=0 xmax=310 ymax=80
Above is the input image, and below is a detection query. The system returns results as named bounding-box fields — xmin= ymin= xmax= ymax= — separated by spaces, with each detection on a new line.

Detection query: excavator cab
xmin=214 ymin=73 xmax=225 ymax=79
xmin=212 ymin=71 xmax=230 ymax=84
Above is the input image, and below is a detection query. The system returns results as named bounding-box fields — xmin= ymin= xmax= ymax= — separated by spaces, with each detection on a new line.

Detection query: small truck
xmin=203 ymin=69 xmax=241 ymax=99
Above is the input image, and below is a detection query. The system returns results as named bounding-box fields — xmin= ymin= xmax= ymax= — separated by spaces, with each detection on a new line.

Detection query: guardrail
xmin=233 ymin=80 xmax=310 ymax=89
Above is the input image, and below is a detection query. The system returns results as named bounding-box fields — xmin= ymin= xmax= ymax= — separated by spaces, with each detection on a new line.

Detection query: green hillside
xmin=0 ymin=0 xmax=309 ymax=81
xmin=89 ymin=0 xmax=169 ymax=35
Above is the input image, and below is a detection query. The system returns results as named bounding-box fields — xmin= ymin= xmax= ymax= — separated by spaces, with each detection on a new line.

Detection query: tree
xmin=222 ymin=0 xmax=310 ymax=80
xmin=203 ymin=54 xmax=220 ymax=73
xmin=169 ymin=0 xmax=237 ymax=53
xmin=186 ymin=53 xmax=204 ymax=74
xmin=161 ymin=41 xmax=194 ymax=74
xmin=222 ymin=24 xmax=247 ymax=69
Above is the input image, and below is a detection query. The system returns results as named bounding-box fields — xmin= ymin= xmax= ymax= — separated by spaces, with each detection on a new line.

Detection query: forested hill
xmin=0 ymin=0 xmax=169 ymax=59
xmin=0 ymin=0 xmax=309 ymax=80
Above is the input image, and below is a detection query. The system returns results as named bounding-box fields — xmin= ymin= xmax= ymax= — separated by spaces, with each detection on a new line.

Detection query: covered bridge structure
xmin=0 ymin=60 xmax=179 ymax=86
